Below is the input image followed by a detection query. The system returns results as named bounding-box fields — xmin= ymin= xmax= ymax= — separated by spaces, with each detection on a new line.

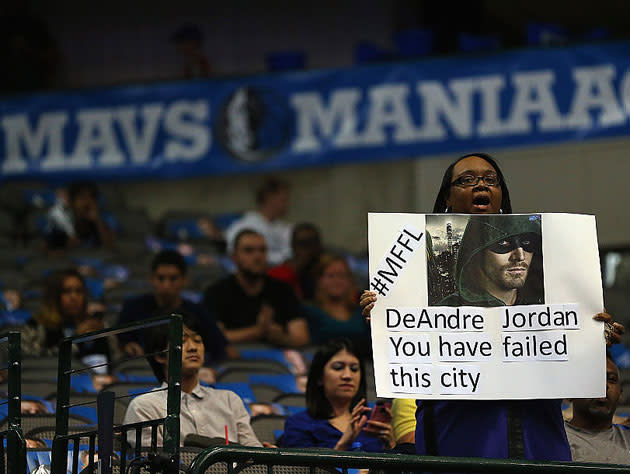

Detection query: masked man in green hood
xmin=440 ymin=214 xmax=543 ymax=307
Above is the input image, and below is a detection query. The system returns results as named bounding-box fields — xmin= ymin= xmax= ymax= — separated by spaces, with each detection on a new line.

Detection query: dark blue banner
xmin=1 ymin=42 xmax=630 ymax=181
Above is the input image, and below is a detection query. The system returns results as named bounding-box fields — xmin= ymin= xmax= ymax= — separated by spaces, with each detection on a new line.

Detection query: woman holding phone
xmin=280 ymin=338 xmax=395 ymax=451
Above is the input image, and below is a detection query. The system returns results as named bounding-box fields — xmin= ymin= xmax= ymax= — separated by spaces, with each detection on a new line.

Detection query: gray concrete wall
xmin=117 ymin=136 xmax=630 ymax=253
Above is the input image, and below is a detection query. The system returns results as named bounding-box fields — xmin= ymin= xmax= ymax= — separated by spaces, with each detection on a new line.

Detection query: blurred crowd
xmin=0 ymin=176 xmax=373 ymax=367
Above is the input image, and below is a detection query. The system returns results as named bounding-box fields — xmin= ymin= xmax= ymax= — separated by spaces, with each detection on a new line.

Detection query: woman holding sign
xmin=280 ymin=338 xmax=395 ymax=452
xmin=360 ymin=152 xmax=624 ymax=461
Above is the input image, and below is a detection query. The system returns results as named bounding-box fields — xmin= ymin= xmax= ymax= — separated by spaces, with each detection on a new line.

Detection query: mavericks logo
xmin=216 ymin=86 xmax=293 ymax=162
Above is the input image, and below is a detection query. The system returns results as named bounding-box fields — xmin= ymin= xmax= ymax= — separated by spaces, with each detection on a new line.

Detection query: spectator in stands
xmin=45 ymin=181 xmax=114 ymax=250
xmin=21 ymin=399 xmax=50 ymax=414
xmin=280 ymin=338 xmax=394 ymax=451
xmin=359 ymin=152 xmax=625 ymax=461
xmin=22 ymin=268 xmax=109 ymax=360
xmin=2 ymin=288 xmax=21 ymax=312
xmin=203 ymin=229 xmax=309 ymax=347
xmin=171 ymin=24 xmax=212 ymax=79
xmin=123 ymin=312 xmax=262 ymax=448
xmin=565 ymin=354 xmax=630 ymax=463
xmin=25 ymin=438 xmax=47 ymax=449
xmin=225 ymin=177 xmax=292 ymax=266
xmin=117 ymin=250 xmax=236 ymax=363
xmin=303 ymin=255 xmax=370 ymax=353
xmin=269 ymin=223 xmax=322 ymax=300
xmin=391 ymin=398 xmax=416 ymax=448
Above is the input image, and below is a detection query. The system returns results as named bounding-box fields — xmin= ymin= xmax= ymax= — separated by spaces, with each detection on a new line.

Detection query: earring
xmin=445 ymin=206 xmax=451 ymax=213
xmin=499 ymin=208 xmax=503 ymax=214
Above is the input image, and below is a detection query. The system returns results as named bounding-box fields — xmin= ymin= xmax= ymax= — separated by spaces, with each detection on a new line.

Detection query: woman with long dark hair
xmin=280 ymin=338 xmax=394 ymax=452
xmin=23 ymin=268 xmax=107 ymax=358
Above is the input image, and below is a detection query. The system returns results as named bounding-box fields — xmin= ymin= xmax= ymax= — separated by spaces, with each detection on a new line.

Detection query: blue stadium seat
xmin=458 ymin=33 xmax=501 ymax=53
xmin=354 ymin=42 xmax=390 ymax=64
xmin=582 ymin=27 xmax=610 ymax=42
xmin=393 ymin=28 xmax=433 ymax=58
xmin=248 ymin=374 xmax=299 ymax=394
xmin=526 ymin=23 xmax=568 ymax=46
xmin=213 ymin=382 xmax=256 ymax=404
xmin=213 ymin=212 xmax=242 ymax=231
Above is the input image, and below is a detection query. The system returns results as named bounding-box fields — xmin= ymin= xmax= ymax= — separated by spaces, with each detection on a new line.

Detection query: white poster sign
xmin=368 ymin=213 xmax=605 ymax=400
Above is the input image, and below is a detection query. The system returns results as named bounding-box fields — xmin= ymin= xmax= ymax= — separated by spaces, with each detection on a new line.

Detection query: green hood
xmin=454 ymin=214 xmax=542 ymax=306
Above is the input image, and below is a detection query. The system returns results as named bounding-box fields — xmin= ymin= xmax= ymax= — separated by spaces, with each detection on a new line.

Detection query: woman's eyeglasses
xmin=451 ymin=174 xmax=500 ymax=187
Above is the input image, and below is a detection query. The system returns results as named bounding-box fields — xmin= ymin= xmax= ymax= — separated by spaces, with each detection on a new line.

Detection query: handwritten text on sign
xmin=386 ymin=303 xmax=580 ymax=395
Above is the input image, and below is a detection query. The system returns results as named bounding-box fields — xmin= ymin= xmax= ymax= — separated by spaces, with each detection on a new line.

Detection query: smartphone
xmin=369 ymin=400 xmax=392 ymax=424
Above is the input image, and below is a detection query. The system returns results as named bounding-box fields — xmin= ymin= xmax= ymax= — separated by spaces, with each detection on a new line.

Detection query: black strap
xmin=506 ymin=401 xmax=525 ymax=459
xmin=422 ymin=400 xmax=438 ymax=456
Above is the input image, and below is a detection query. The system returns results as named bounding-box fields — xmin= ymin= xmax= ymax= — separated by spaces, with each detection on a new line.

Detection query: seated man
xmin=565 ymin=354 xmax=630 ymax=463
xmin=118 ymin=249 xmax=237 ymax=365
xmin=45 ymin=181 xmax=114 ymax=250
xmin=123 ymin=313 xmax=262 ymax=448
xmin=203 ymin=229 xmax=309 ymax=347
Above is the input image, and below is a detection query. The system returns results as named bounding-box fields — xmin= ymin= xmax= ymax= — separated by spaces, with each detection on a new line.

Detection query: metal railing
xmin=0 ymin=331 xmax=26 ymax=474
xmin=51 ymin=314 xmax=183 ymax=474
xmin=187 ymin=446 xmax=630 ymax=474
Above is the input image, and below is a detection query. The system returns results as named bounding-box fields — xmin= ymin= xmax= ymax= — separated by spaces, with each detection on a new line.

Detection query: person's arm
xmin=265 ymin=284 xmax=310 ymax=347
xmin=94 ymin=216 xmax=115 ymax=249
xmin=219 ymin=321 xmax=265 ymax=344
xmin=265 ymin=318 xmax=309 ymax=347
xmin=593 ymin=311 xmax=625 ymax=346
xmin=391 ymin=398 xmax=417 ymax=445
xmin=334 ymin=399 xmax=370 ymax=451
xmin=84 ymin=202 xmax=114 ymax=249
xmin=360 ymin=290 xmax=377 ymax=322
xmin=230 ymin=393 xmax=263 ymax=447
xmin=364 ymin=410 xmax=396 ymax=450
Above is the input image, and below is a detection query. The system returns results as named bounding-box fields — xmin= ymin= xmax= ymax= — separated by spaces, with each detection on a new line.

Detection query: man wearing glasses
xmin=439 ymin=214 xmax=544 ymax=307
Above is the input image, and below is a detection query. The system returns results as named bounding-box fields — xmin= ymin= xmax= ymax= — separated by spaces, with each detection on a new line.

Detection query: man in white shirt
xmin=565 ymin=354 xmax=630 ymax=463
xmin=123 ymin=313 xmax=261 ymax=448
xmin=226 ymin=177 xmax=292 ymax=265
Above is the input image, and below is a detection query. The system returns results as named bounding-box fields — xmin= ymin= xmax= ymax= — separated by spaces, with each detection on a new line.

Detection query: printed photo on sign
xmin=426 ymin=214 xmax=544 ymax=307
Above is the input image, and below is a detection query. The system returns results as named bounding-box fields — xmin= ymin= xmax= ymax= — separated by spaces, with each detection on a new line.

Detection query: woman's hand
xmin=593 ymin=311 xmax=625 ymax=347
xmin=334 ymin=398 xmax=370 ymax=451
xmin=364 ymin=420 xmax=395 ymax=450
xmin=364 ymin=406 xmax=396 ymax=450
xmin=76 ymin=318 xmax=104 ymax=335
xmin=360 ymin=291 xmax=377 ymax=323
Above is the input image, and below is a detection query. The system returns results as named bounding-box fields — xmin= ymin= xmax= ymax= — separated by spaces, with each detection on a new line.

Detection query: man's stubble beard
xmin=497 ymin=263 xmax=530 ymax=290
xmin=585 ymin=402 xmax=614 ymax=424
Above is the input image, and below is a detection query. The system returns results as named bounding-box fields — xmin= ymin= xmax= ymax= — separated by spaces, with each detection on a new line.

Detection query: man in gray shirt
xmin=565 ymin=354 xmax=630 ymax=464
xmin=123 ymin=313 xmax=262 ymax=448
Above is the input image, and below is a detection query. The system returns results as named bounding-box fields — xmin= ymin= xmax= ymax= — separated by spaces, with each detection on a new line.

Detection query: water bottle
xmin=350 ymin=441 xmax=363 ymax=452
